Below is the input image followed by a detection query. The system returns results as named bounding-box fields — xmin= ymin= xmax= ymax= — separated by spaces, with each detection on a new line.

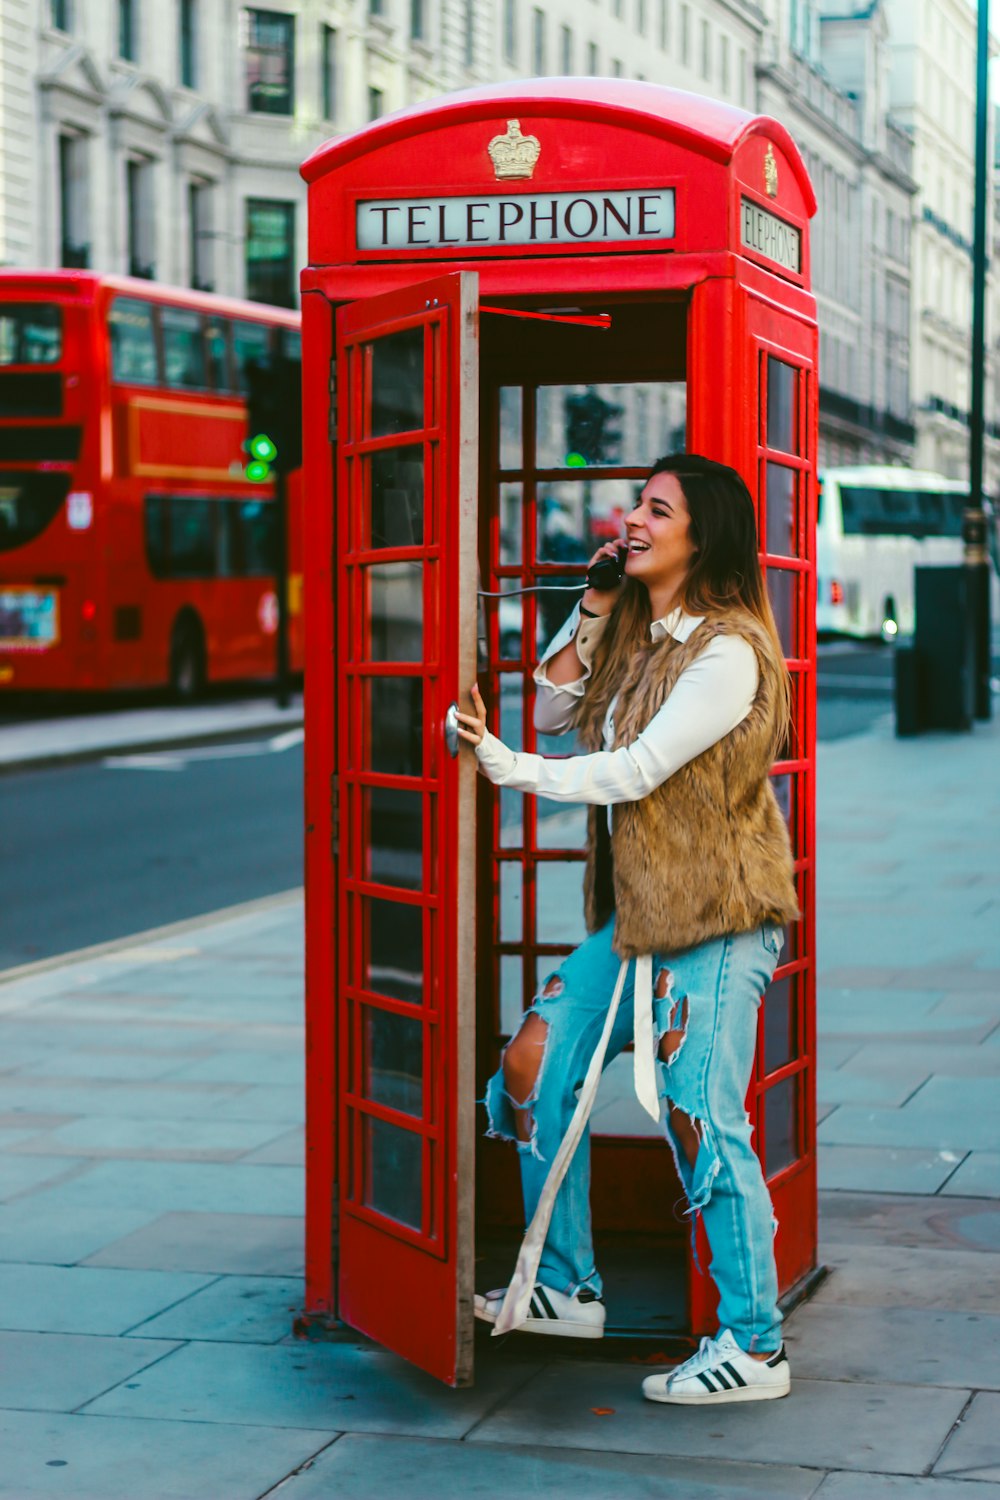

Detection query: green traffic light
xmin=565 ymin=451 xmax=587 ymax=468
xmin=246 ymin=460 xmax=271 ymax=482
xmin=250 ymin=433 xmax=277 ymax=462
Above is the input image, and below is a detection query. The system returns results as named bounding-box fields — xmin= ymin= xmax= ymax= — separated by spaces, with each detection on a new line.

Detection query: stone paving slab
xmin=0 ymin=1080 xmax=249 ymax=1122
xmin=0 ymin=1203 xmax=160 ymax=1266
xmin=467 ymin=1363 xmax=970 ymax=1474
xmin=0 ymin=1330 xmax=179 ymax=1412
xmin=815 ymin=1070 xmax=928 ymax=1108
xmin=7 ymin=1114 xmax=291 ymax=1162
xmin=818 ymin=1193 xmax=1000 ymax=1254
xmin=158 ymin=1050 xmax=304 ymax=1086
xmin=275 ymin=1433 xmax=824 ymax=1500
xmin=17 ymin=1160 xmax=303 ymax=1217
xmin=933 ymin=1392 xmax=1000 ymax=1482
xmin=839 ymin=1042 xmax=1000 ymax=1079
xmin=239 ymin=1126 xmax=303 ymax=1166
xmin=0 ymin=1264 xmax=214 ymax=1337
xmin=10 ymin=1050 xmax=211 ymax=1082
xmin=126 ymin=1275 xmax=302 ymax=1344
xmin=784 ymin=1305 xmax=1000 ymax=1390
xmin=0 ymin=1409 xmax=334 ymax=1500
xmin=818 ymin=1105 xmax=998 ymax=1153
xmin=814 ymin=1475 xmax=1000 ymax=1498
xmin=82 ymin=1211 xmax=303 ymax=1276
xmin=84 ymin=1341 xmax=542 ymax=1438
xmin=817 ymin=1145 xmax=964 ymax=1194
xmin=941 ymin=1154 xmax=1000 ymax=1198
xmin=811 ymin=1245 xmax=1000 ymax=1313
xmin=0 ymin=1155 xmax=82 ymax=1202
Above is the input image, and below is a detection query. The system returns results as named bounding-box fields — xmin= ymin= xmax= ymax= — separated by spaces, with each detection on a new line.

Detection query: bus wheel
xmin=169 ymin=614 xmax=206 ymax=700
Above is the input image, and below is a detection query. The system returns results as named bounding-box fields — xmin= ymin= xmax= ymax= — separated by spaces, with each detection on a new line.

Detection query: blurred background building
xmin=0 ymin=0 xmax=995 ymax=480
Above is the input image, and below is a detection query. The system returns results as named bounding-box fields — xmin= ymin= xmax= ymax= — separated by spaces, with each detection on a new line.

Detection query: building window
xmin=532 ymin=7 xmax=545 ymax=72
xmin=680 ymin=3 xmax=689 ymax=64
xmin=180 ymin=0 xmax=197 ymax=88
xmin=658 ymin=0 xmax=668 ymax=49
xmin=464 ymin=0 xmax=475 ymax=65
xmin=699 ymin=17 xmax=709 ymax=77
xmin=410 ymin=0 xmax=425 ymax=40
xmin=636 ymin=0 xmax=646 ymax=34
xmin=368 ymin=86 xmax=384 ymax=120
xmin=739 ymin=46 xmax=748 ymax=105
xmin=611 ymin=57 xmax=623 ymax=75
xmin=189 ymin=180 xmax=214 ymax=292
xmin=58 ymin=134 xmax=89 ymax=268
xmin=126 ymin=158 xmax=156 ymax=280
xmin=719 ymin=33 xmax=729 ymax=94
xmin=119 ymin=0 xmax=137 ymax=60
xmin=245 ymin=9 xmax=295 ymax=115
xmin=560 ymin=24 xmax=572 ymax=71
xmin=369 ymin=0 xmax=384 ymax=17
xmin=245 ymin=198 xmax=295 ymax=307
xmin=612 ymin=0 xmax=623 ymax=18
xmin=587 ymin=40 xmax=598 ymax=73
xmin=321 ymin=24 xmax=337 ymax=117
xmin=50 ymin=0 xmax=72 ymax=30
xmin=503 ymin=0 xmax=517 ymax=63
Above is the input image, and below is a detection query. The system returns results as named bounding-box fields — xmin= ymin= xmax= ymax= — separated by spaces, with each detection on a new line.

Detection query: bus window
xmin=162 ymin=307 xmax=208 ymax=391
xmin=169 ymin=496 xmax=215 ymax=576
xmin=144 ymin=495 xmax=169 ymax=577
xmin=110 ymin=298 xmax=158 ymax=385
xmin=0 ymin=304 xmax=62 ymax=365
xmin=0 ymin=473 xmax=71 ymax=552
xmin=232 ymin=321 xmax=273 ymax=393
xmin=238 ymin=499 xmax=278 ymax=574
xmin=281 ymin=328 xmax=302 ymax=362
xmin=205 ymin=320 xmax=231 ymax=391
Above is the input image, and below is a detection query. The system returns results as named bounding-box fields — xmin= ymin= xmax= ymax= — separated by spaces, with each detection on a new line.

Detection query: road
xmin=0 ymin=643 xmax=901 ymax=968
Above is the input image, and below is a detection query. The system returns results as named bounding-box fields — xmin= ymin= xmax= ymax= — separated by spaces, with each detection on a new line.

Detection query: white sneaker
xmin=642 ymin=1328 xmax=790 ymax=1404
xmin=474 ymin=1282 xmax=606 ymax=1339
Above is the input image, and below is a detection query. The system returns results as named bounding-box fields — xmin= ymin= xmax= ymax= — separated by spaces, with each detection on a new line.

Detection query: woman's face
xmin=623 ymin=472 xmax=698 ymax=589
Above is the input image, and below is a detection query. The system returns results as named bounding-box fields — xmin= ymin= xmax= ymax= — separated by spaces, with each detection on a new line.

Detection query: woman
xmin=455 ymin=453 xmax=799 ymax=1406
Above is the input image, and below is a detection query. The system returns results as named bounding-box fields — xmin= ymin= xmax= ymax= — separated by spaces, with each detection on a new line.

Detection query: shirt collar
xmin=650 ymin=606 xmax=704 ymax=644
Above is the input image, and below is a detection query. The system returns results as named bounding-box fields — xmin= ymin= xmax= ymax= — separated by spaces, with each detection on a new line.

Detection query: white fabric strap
xmin=632 ymin=953 xmax=661 ymax=1122
xmin=493 ymin=957 xmax=630 ymax=1336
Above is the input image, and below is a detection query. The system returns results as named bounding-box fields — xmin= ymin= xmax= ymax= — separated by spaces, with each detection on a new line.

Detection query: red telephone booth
xmin=300 ymin=80 xmax=819 ymax=1387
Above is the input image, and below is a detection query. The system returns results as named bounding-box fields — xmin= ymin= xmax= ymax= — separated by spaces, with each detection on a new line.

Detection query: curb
xmin=0 ymin=713 xmax=304 ymax=776
xmin=0 ymin=886 xmax=303 ymax=986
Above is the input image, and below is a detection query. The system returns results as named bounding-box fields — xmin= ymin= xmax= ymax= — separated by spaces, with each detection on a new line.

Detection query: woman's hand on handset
xmin=581 ymin=540 xmax=627 ymax=617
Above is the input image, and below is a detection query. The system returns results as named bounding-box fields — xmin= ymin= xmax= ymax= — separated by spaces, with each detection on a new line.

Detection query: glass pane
xmin=499 ymin=786 xmax=521 ymax=849
xmin=0 ymin=303 xmax=61 ymax=365
xmin=364 ymin=896 xmax=423 ymax=1004
xmin=499 ymin=482 xmax=522 ymax=565
xmin=498 ymin=671 xmax=523 ymax=747
xmin=500 ymin=954 xmax=525 ymax=1036
xmin=499 ymin=386 xmax=522 ymax=470
xmin=371 ymin=326 xmax=424 ymax=436
xmin=764 ymin=973 xmax=794 ymax=1073
xmin=161 ymin=306 xmax=207 ymax=390
xmin=770 ymin=771 xmax=795 ymax=831
xmin=535 ymin=381 xmax=686 ymax=470
xmin=766 ymin=463 xmax=796 ymax=557
xmin=766 ymin=358 xmax=798 ymax=454
xmin=370 ymin=445 xmax=424 ymax=549
xmin=363 ymin=1006 xmax=423 ymax=1116
xmin=536 ymin=861 xmax=588 ymax=945
xmin=536 ymin=800 xmax=588 ymax=850
xmin=363 ymin=1115 xmax=422 ymax=1228
xmin=368 ymin=562 xmax=422 ymax=661
xmin=109 ymin=297 xmax=158 ymax=385
xmin=496 ymin=593 xmax=522 ymax=662
xmin=368 ymin=678 xmax=422 ymax=776
xmin=767 ymin=567 xmax=796 ymax=658
xmin=765 ymin=1074 xmax=800 ymax=1176
xmin=500 ymin=862 xmax=522 ymax=942
xmin=365 ymin=786 xmax=422 ymax=890
xmin=536 ymin=478 xmax=635 ymax=583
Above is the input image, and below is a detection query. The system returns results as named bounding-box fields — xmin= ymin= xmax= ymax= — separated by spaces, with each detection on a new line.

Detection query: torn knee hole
xmin=502 ymin=1013 xmax=550 ymax=1141
xmin=668 ymin=1102 xmax=703 ymax=1169
xmin=540 ymin=974 xmax=564 ymax=999
xmin=657 ymin=984 xmax=689 ymax=1066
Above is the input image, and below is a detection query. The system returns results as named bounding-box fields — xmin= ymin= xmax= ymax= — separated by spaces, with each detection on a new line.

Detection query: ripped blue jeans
xmin=484 ymin=915 xmax=784 ymax=1353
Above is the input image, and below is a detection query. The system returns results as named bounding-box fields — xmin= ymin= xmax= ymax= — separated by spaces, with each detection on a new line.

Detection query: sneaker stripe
xmin=712 ymin=1367 xmax=733 ymax=1390
xmin=766 ymin=1347 xmax=787 ymax=1367
xmin=533 ymin=1286 xmax=557 ymax=1320
xmin=722 ymin=1361 xmax=748 ymax=1388
xmin=697 ymin=1372 xmax=719 ymax=1393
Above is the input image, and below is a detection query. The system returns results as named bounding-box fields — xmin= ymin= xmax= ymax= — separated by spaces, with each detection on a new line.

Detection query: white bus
xmin=816 ymin=466 xmax=999 ymax=638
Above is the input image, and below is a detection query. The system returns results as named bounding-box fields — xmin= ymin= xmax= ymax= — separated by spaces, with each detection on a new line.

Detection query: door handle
xmin=444 ymin=702 xmax=461 ymax=758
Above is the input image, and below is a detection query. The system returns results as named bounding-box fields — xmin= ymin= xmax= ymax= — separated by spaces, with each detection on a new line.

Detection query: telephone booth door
xmin=332 ymin=271 xmax=480 ymax=1385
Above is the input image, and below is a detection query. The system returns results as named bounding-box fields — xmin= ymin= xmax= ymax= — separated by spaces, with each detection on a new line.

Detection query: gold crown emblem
xmin=764 ymin=143 xmax=779 ymax=198
xmin=487 ymin=119 xmax=541 ymax=181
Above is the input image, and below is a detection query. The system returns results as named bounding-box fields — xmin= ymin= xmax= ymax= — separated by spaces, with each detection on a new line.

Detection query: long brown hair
xmin=575 ymin=453 xmax=792 ymax=748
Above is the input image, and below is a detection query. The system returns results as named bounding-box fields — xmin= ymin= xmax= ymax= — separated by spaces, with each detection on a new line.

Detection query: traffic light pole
xmin=967 ymin=0 xmax=992 ymax=720
xmin=275 ymin=467 xmax=291 ymax=711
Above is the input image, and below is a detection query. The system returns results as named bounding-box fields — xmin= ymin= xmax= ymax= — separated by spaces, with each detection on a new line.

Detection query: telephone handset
xmin=585 ymin=543 xmax=627 ymax=592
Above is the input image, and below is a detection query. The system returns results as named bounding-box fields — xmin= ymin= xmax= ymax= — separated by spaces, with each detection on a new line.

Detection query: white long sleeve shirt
xmin=474 ymin=601 xmax=759 ymax=803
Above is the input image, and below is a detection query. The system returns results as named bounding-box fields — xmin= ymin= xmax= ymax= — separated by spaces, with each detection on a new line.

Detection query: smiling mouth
xmin=627 ymin=540 xmax=651 ymax=554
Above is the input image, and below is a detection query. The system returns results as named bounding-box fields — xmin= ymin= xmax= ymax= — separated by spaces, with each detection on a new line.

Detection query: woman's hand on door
xmin=455 ymin=684 xmax=488 ymax=747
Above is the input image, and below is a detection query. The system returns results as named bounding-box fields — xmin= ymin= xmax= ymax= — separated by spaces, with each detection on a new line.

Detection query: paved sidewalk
xmin=0 ymin=694 xmax=303 ymax=773
xmin=0 ymin=715 xmax=998 ymax=1497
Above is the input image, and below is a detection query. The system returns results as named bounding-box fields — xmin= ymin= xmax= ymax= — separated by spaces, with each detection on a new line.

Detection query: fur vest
xmin=579 ymin=610 xmax=800 ymax=959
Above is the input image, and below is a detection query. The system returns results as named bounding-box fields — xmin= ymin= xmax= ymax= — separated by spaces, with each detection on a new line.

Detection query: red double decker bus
xmin=0 ymin=271 xmax=302 ymax=694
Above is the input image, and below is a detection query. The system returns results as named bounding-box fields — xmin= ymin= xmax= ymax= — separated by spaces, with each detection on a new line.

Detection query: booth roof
xmin=300 ymin=77 xmax=816 ymax=214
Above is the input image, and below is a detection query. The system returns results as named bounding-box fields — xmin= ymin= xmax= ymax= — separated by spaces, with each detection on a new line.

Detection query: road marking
xmin=103 ymin=727 xmax=305 ymax=771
